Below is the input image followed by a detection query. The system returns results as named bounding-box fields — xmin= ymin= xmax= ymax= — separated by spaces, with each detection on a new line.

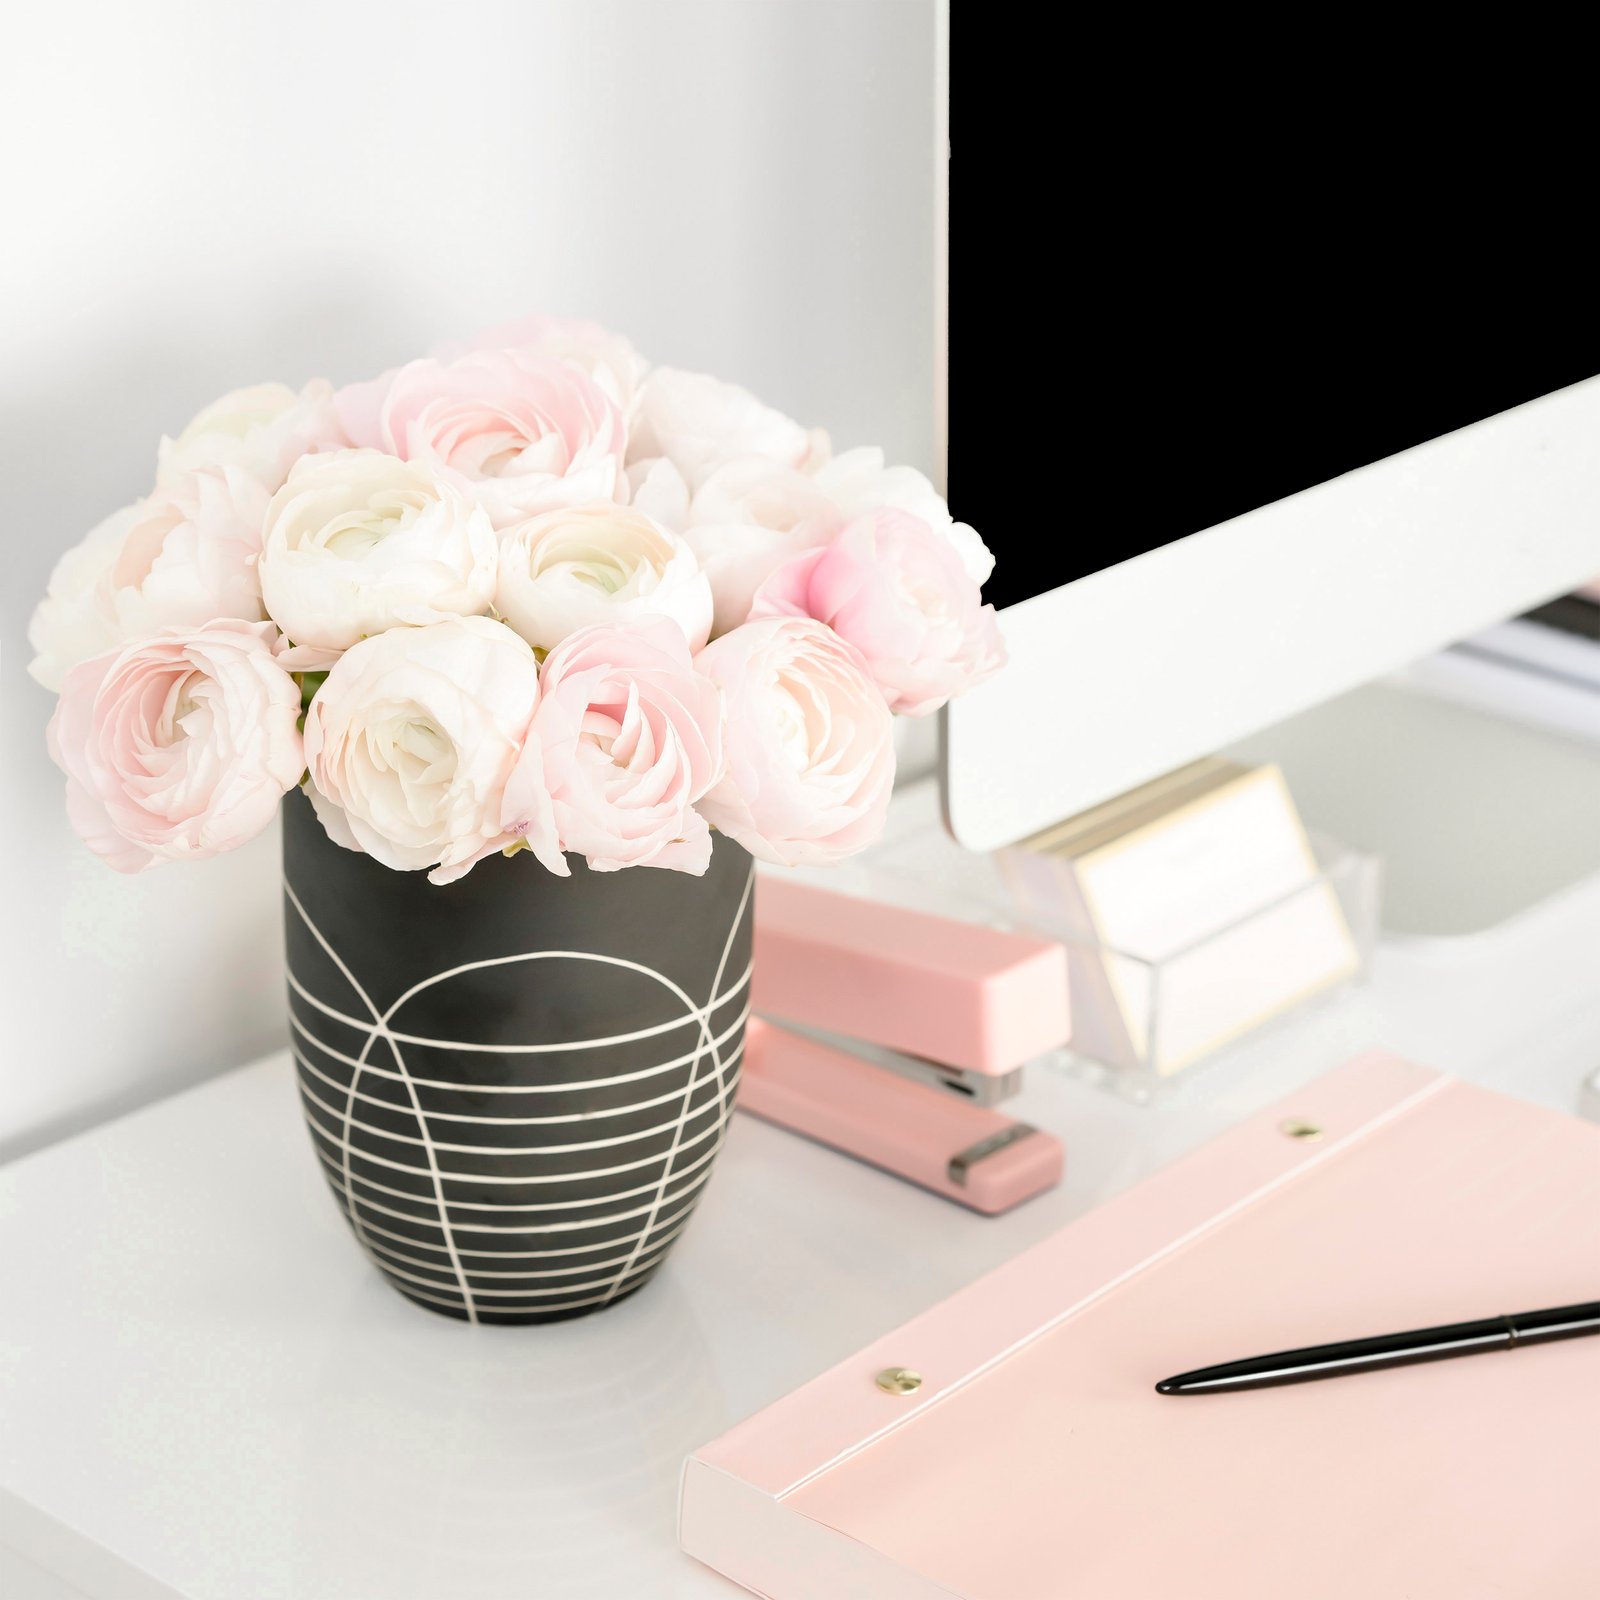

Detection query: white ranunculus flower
xmin=634 ymin=454 xmax=843 ymax=636
xmin=27 ymin=465 xmax=270 ymax=691
xmin=258 ymin=449 xmax=498 ymax=650
xmin=157 ymin=379 xmax=345 ymax=494
xmin=303 ymin=616 xmax=562 ymax=885
xmin=813 ymin=446 xmax=994 ymax=586
xmin=626 ymin=366 xmax=830 ymax=488
xmin=495 ymin=503 xmax=713 ymax=653
xmin=27 ymin=509 xmax=133 ymax=691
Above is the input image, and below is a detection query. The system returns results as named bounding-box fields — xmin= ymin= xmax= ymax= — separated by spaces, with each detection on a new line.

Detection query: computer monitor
xmin=937 ymin=19 xmax=1600 ymax=852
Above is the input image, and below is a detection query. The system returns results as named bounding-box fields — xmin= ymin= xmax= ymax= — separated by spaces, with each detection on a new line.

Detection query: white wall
xmin=0 ymin=0 xmax=936 ymax=1158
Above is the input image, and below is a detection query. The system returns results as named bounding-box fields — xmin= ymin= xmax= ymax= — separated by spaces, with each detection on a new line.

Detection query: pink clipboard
xmin=680 ymin=1053 xmax=1600 ymax=1598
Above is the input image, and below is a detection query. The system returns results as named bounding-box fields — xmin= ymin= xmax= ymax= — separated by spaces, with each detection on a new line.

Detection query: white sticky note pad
xmin=1049 ymin=766 xmax=1357 ymax=1072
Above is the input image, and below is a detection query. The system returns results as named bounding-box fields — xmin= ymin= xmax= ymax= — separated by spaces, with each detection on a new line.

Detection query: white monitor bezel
xmin=940 ymin=376 xmax=1600 ymax=851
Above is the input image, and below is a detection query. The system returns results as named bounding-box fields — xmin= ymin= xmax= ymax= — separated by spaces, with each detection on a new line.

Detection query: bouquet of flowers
xmin=29 ymin=317 xmax=1003 ymax=884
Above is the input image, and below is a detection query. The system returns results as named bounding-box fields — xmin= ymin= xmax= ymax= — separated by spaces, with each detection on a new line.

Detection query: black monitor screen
xmin=950 ymin=53 xmax=1600 ymax=612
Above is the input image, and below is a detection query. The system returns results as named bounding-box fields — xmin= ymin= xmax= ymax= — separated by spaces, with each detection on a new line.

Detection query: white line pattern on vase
xmin=287 ymin=1001 xmax=749 ymax=1106
xmin=597 ymin=868 xmax=753 ymax=1306
xmin=284 ymin=882 xmax=480 ymax=1322
xmin=319 ymin=1163 xmax=714 ymax=1237
xmin=310 ymin=1134 xmax=728 ymax=1214
xmin=360 ymin=1226 xmax=691 ymax=1280
xmin=298 ymin=1082 xmax=730 ymax=1180
xmin=284 ymin=960 xmax=753 ymax=1054
xmin=347 ymin=1205 xmax=698 ymax=1262
xmin=295 ymin=1067 xmax=730 ymax=1157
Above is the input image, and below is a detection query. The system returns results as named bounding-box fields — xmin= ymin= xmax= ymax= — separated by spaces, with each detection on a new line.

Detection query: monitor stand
xmin=1227 ymin=672 xmax=1600 ymax=938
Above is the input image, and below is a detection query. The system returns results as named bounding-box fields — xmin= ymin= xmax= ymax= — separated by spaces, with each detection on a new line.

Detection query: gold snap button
xmin=875 ymin=1366 xmax=923 ymax=1396
xmin=1280 ymin=1118 xmax=1323 ymax=1141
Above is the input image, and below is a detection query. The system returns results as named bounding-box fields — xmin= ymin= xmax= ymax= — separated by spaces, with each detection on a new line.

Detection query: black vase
xmin=280 ymin=788 xmax=754 ymax=1325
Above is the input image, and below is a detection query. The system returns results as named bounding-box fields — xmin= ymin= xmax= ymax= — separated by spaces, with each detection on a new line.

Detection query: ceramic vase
xmin=280 ymin=788 xmax=753 ymax=1324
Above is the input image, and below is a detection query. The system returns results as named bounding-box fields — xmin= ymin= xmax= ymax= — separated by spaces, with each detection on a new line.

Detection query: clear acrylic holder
xmin=810 ymin=783 xmax=1381 ymax=1105
xmin=1021 ymin=835 xmax=1381 ymax=1104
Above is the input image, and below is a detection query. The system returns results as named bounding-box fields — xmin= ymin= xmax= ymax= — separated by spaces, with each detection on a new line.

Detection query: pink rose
xmin=335 ymin=349 xmax=626 ymax=526
xmin=751 ymin=509 xmax=1006 ymax=715
xmin=303 ymin=616 xmax=562 ymax=885
xmin=813 ymin=446 xmax=995 ymax=586
xmin=436 ymin=315 xmax=648 ymax=416
xmin=46 ymin=620 xmax=303 ymax=873
xmin=694 ymin=616 xmax=894 ymax=866
xmin=529 ymin=618 xmax=725 ymax=873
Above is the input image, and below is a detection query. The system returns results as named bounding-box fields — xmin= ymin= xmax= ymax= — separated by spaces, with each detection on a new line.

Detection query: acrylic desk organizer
xmin=817 ymin=781 xmax=1380 ymax=1104
xmin=1019 ymin=835 xmax=1380 ymax=1103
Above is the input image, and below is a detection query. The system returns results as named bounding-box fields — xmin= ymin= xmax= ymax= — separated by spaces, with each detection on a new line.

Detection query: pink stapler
xmin=741 ymin=876 xmax=1070 ymax=1214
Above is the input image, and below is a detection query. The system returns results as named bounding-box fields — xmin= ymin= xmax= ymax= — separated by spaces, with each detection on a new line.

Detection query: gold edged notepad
xmin=1003 ymin=762 xmax=1358 ymax=1074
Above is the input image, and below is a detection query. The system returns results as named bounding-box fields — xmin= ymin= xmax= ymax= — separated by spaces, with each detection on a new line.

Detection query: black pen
xmin=1155 ymin=1299 xmax=1600 ymax=1395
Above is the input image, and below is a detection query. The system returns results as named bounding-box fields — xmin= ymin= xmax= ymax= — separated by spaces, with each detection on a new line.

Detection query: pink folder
xmin=681 ymin=1053 xmax=1600 ymax=1598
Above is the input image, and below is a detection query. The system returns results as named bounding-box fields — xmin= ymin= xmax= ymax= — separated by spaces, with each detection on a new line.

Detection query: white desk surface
xmin=5 ymin=864 xmax=1600 ymax=1600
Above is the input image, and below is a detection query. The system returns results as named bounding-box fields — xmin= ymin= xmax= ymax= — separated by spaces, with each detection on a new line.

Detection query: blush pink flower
xmin=813 ymin=446 xmax=994 ymax=586
xmin=46 ymin=620 xmax=303 ymax=873
xmin=751 ymin=509 xmax=1006 ymax=715
xmin=27 ymin=466 xmax=270 ymax=692
xmin=335 ymin=349 xmax=627 ymax=526
xmin=436 ymin=315 xmax=648 ymax=416
xmin=528 ymin=617 xmax=725 ymax=873
xmin=694 ymin=616 xmax=895 ymax=866
xmin=631 ymin=454 xmax=843 ymax=637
